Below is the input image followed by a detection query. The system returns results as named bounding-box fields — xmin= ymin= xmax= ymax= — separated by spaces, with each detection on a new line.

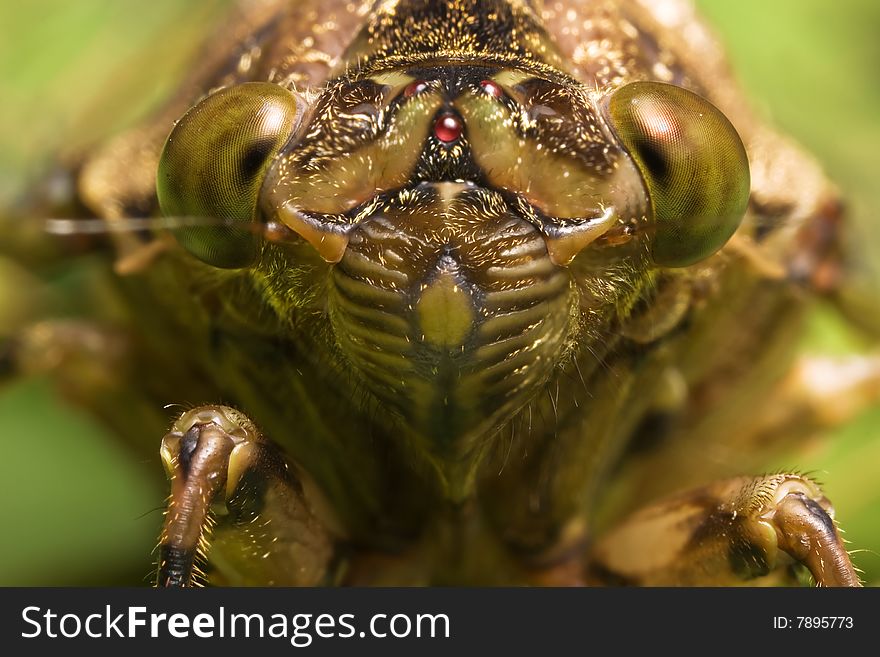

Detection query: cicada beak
xmin=276 ymin=201 xmax=351 ymax=263
xmin=542 ymin=206 xmax=618 ymax=266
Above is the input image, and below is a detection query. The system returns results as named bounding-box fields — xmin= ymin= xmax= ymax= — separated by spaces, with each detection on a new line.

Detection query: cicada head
xmin=157 ymin=0 xmax=749 ymax=491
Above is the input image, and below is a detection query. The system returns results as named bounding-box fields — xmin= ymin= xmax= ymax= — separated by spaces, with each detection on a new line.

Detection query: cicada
xmin=2 ymin=0 xmax=879 ymax=586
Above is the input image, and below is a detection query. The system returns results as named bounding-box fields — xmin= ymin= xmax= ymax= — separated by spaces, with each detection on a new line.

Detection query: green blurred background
xmin=0 ymin=0 xmax=878 ymax=585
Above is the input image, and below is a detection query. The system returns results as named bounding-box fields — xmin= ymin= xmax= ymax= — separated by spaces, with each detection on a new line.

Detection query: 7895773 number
xmin=774 ymin=617 xmax=854 ymax=630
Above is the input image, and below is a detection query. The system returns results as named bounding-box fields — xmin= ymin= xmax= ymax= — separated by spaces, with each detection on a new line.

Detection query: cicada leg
xmin=596 ymin=348 xmax=880 ymax=533
xmin=157 ymin=405 xmax=338 ymax=587
xmin=1 ymin=318 xmax=127 ymax=385
xmin=585 ymin=473 xmax=861 ymax=587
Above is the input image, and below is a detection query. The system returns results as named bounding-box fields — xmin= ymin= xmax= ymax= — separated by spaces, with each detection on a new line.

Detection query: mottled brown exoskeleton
xmin=5 ymin=0 xmax=877 ymax=586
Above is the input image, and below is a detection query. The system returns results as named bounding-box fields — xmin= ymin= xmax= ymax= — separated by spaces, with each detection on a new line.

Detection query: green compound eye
xmin=157 ymin=82 xmax=302 ymax=268
xmin=604 ymin=81 xmax=750 ymax=267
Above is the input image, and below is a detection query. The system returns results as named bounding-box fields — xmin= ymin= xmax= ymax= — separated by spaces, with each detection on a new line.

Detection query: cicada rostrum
xmin=2 ymin=0 xmax=879 ymax=587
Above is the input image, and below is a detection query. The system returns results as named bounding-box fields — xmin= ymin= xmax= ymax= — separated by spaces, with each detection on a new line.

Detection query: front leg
xmin=585 ymin=474 xmax=860 ymax=587
xmin=158 ymin=405 xmax=338 ymax=587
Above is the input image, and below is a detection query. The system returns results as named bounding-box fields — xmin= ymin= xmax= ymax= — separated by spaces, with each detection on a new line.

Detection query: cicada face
xmin=154 ymin=1 xmax=749 ymax=493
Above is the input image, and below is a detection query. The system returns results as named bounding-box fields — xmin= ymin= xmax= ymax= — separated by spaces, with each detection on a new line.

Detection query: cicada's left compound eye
xmin=157 ymin=82 xmax=303 ymax=268
xmin=602 ymin=81 xmax=750 ymax=267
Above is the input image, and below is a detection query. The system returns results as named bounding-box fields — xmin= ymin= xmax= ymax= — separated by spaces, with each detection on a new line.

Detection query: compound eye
xmin=603 ymin=81 xmax=750 ymax=267
xmin=157 ymin=82 xmax=302 ymax=268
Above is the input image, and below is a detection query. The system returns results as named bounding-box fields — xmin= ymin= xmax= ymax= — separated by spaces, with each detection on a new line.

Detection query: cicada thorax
xmin=157 ymin=0 xmax=750 ymax=498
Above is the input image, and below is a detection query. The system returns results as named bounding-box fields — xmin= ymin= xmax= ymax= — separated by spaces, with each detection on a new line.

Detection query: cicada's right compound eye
xmin=157 ymin=82 xmax=303 ymax=268
xmin=603 ymin=81 xmax=750 ymax=268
